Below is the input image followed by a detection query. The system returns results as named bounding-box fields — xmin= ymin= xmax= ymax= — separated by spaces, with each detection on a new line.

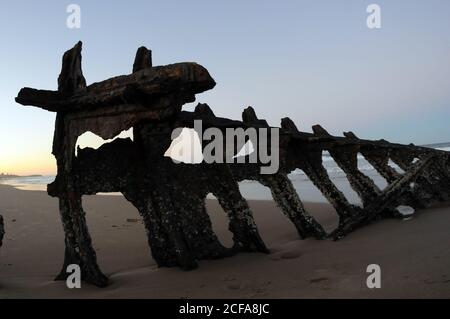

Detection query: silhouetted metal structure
xmin=0 ymin=215 xmax=4 ymax=248
xmin=16 ymin=43 xmax=450 ymax=287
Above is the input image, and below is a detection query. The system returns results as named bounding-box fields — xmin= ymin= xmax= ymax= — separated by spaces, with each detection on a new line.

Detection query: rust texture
xmin=16 ymin=43 xmax=450 ymax=287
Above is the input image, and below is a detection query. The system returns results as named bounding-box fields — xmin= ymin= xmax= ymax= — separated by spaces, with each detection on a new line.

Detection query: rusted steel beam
xmin=333 ymin=154 xmax=436 ymax=239
xmin=16 ymin=42 xmax=216 ymax=113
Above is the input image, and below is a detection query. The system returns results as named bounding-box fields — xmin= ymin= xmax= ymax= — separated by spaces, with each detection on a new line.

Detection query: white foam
xmin=396 ymin=205 xmax=415 ymax=217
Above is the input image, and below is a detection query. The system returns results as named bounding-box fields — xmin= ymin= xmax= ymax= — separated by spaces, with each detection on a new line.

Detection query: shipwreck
xmin=15 ymin=42 xmax=450 ymax=287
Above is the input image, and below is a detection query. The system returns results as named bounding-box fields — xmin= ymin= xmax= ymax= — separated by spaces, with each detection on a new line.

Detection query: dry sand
xmin=0 ymin=184 xmax=449 ymax=299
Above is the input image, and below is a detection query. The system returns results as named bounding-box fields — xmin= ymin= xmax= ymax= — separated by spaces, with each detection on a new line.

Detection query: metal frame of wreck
xmin=15 ymin=42 xmax=450 ymax=287
xmin=0 ymin=215 xmax=4 ymax=249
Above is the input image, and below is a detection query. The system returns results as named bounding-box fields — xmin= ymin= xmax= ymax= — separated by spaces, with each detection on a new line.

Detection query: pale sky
xmin=1 ymin=0 xmax=449 ymax=175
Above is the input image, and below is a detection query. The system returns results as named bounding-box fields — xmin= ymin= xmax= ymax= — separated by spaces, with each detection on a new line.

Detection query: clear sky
xmin=0 ymin=0 xmax=449 ymax=175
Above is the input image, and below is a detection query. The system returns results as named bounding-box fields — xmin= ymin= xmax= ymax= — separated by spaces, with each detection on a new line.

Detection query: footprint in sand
xmin=309 ymin=277 xmax=333 ymax=290
xmin=423 ymin=279 xmax=438 ymax=285
xmin=227 ymin=282 xmax=242 ymax=290
xmin=247 ymin=286 xmax=268 ymax=298
xmin=270 ymin=250 xmax=302 ymax=261
xmin=126 ymin=218 xmax=140 ymax=223
xmin=224 ymin=276 xmax=242 ymax=290
xmin=281 ymin=251 xmax=302 ymax=259
xmin=242 ymin=281 xmax=271 ymax=297
xmin=309 ymin=277 xmax=330 ymax=284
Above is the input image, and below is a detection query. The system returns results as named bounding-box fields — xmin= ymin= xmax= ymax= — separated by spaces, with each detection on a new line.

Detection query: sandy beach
xmin=0 ymin=184 xmax=449 ymax=299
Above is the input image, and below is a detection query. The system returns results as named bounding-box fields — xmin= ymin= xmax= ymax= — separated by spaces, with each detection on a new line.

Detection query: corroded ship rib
xmin=0 ymin=215 xmax=4 ymax=248
xmin=16 ymin=43 xmax=450 ymax=287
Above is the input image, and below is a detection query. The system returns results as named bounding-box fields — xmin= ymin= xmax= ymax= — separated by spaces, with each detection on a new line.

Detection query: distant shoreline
xmin=0 ymin=174 xmax=42 ymax=179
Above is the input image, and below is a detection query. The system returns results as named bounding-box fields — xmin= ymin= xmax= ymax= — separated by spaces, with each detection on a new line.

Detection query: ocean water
xmin=0 ymin=175 xmax=56 ymax=192
xmin=1 ymin=144 xmax=448 ymax=204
